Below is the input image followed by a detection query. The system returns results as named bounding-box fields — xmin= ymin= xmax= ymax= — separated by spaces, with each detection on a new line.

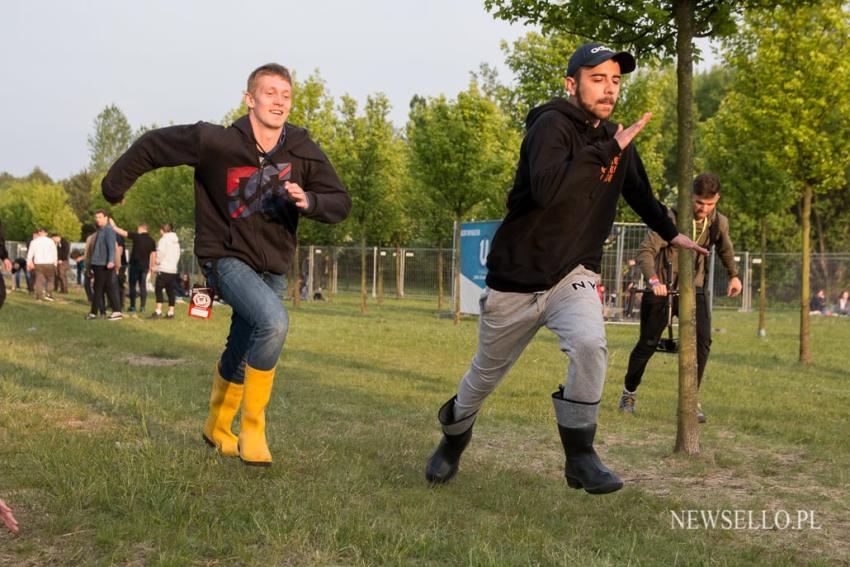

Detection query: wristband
xmin=649 ymin=276 xmax=661 ymax=287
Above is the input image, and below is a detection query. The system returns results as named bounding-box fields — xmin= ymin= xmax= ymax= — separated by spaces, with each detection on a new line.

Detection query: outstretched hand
xmin=615 ymin=112 xmax=652 ymax=150
xmin=670 ymin=234 xmax=709 ymax=256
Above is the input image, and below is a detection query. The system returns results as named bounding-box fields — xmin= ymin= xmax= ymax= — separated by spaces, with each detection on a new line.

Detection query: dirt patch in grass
xmin=605 ymin=428 xmax=850 ymax=565
xmin=125 ymin=356 xmax=186 ymax=366
xmin=57 ymin=413 xmax=116 ymax=432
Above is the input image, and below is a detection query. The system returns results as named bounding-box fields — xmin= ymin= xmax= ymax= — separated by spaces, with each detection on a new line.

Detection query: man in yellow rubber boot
xmin=102 ymin=64 xmax=351 ymax=465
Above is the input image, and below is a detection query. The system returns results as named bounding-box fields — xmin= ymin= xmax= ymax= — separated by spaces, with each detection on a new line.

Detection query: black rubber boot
xmin=425 ymin=396 xmax=476 ymax=484
xmin=552 ymin=388 xmax=623 ymax=494
xmin=556 ymin=424 xmax=623 ymax=494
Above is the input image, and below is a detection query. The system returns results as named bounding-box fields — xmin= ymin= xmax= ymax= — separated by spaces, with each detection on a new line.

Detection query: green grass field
xmin=1 ymin=286 xmax=848 ymax=566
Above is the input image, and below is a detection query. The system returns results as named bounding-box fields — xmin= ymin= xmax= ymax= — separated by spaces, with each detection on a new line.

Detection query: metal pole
xmin=707 ymin=244 xmax=716 ymax=314
xmin=399 ymin=247 xmax=406 ymax=298
xmin=614 ymin=225 xmax=625 ymax=313
xmin=741 ymin=251 xmax=750 ymax=312
xmin=450 ymin=221 xmax=457 ymax=311
xmin=307 ymin=245 xmax=315 ymax=300
xmin=371 ymin=246 xmax=377 ymax=298
xmin=332 ymin=247 xmax=338 ymax=294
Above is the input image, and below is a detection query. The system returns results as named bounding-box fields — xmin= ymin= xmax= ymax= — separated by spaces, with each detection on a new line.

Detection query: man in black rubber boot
xmin=425 ymin=396 xmax=476 ymax=484
xmin=424 ymin=43 xmax=706 ymax=491
xmin=553 ymin=387 xmax=622 ymax=494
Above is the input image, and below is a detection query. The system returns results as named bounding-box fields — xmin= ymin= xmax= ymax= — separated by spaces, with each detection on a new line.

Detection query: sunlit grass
xmin=1 ymin=287 xmax=847 ymax=565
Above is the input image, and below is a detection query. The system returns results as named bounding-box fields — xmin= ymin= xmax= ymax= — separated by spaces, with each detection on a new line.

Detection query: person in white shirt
xmin=149 ymin=223 xmax=180 ymax=319
xmin=26 ymin=228 xmax=57 ymax=301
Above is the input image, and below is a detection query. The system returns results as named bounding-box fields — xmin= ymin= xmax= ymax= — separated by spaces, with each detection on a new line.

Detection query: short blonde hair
xmin=247 ymin=63 xmax=292 ymax=95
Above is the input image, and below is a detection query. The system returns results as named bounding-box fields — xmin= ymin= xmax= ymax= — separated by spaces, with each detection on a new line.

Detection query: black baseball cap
xmin=566 ymin=43 xmax=636 ymax=77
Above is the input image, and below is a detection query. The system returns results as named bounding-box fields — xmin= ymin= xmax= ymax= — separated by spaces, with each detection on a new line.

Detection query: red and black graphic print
xmin=226 ymin=162 xmax=292 ymax=219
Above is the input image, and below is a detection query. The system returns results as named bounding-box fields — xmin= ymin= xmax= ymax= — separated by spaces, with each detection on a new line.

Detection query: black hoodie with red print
xmin=102 ymin=115 xmax=351 ymax=274
xmin=485 ymin=98 xmax=678 ymax=293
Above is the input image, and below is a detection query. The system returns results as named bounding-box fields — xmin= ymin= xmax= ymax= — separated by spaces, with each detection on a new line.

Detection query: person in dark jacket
xmin=111 ymin=222 xmax=157 ymax=313
xmin=87 ymin=210 xmax=123 ymax=320
xmin=424 ymin=43 xmax=707 ymax=494
xmin=51 ymin=233 xmax=71 ymax=293
xmin=0 ymin=219 xmax=11 ymax=310
xmin=618 ymin=173 xmax=741 ymax=423
xmin=102 ymin=63 xmax=351 ymax=467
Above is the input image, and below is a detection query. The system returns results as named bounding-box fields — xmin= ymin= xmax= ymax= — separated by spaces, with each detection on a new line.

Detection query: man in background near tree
xmin=112 ymin=222 xmax=157 ymax=313
xmin=424 ymin=43 xmax=707 ymax=494
xmin=51 ymin=233 xmax=71 ymax=294
xmin=86 ymin=210 xmax=123 ymax=321
xmin=618 ymin=172 xmax=741 ymax=423
xmin=26 ymin=228 xmax=57 ymax=302
xmin=102 ymin=63 xmax=351 ymax=466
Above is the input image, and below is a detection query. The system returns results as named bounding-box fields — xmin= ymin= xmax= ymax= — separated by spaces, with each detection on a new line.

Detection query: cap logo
xmin=590 ymin=46 xmax=614 ymax=54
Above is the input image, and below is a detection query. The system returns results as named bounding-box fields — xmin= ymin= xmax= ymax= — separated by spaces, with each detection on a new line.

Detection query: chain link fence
xmin=6 ymin=231 xmax=850 ymax=313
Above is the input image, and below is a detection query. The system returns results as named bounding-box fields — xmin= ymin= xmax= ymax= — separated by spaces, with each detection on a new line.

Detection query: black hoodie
xmin=102 ymin=116 xmax=351 ymax=275
xmin=485 ymin=98 xmax=678 ymax=292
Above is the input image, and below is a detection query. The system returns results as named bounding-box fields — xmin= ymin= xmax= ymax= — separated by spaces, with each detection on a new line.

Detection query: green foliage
xmin=110 ymin=166 xmax=195 ymax=232
xmin=407 ymin=81 xmax=519 ymax=244
xmin=62 ymin=169 xmax=95 ymax=223
xmin=329 ymin=93 xmax=406 ymax=246
xmin=288 ymin=71 xmax=337 ymax=147
xmin=499 ymin=32 xmax=581 ymax=124
xmin=693 ymin=65 xmax=733 ymax=121
xmin=484 ymin=0 xmax=745 ymax=60
xmin=616 ymin=64 xmax=678 ymax=207
xmin=88 ymin=105 xmax=133 ymax=175
xmin=705 ymin=2 xmax=850 ymax=250
xmin=0 ymin=179 xmax=81 ymax=240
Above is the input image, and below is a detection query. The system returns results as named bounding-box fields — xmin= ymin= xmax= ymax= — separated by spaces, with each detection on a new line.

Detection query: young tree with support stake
xmin=483 ymin=0 xmax=796 ymax=454
xmin=407 ymin=84 xmax=518 ymax=324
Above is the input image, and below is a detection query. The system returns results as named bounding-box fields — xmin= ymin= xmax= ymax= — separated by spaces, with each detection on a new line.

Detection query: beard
xmin=574 ymin=80 xmax=617 ymax=121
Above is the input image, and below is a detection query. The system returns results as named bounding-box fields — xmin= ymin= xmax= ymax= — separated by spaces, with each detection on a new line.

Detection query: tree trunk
xmin=359 ymin=233 xmax=368 ymax=314
xmin=437 ymin=248 xmax=444 ymax=311
xmin=812 ymin=201 xmax=829 ymax=297
xmin=799 ymin=184 xmax=812 ymax=363
xmin=673 ymin=0 xmax=699 ymax=455
xmin=757 ymin=217 xmax=768 ymax=337
xmin=377 ymin=248 xmax=384 ymax=306
xmin=453 ymin=218 xmax=462 ymax=325
xmin=292 ymin=246 xmax=301 ymax=309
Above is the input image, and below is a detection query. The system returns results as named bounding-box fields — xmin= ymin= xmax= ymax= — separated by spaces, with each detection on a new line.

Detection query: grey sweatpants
xmin=455 ymin=265 xmax=607 ymax=428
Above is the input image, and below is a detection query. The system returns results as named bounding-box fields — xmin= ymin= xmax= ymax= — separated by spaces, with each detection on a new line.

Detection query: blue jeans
xmin=202 ymin=257 xmax=289 ymax=384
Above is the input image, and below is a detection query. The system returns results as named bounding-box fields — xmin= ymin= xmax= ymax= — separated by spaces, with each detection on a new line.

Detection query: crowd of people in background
xmin=0 ymin=210 xmax=192 ymax=321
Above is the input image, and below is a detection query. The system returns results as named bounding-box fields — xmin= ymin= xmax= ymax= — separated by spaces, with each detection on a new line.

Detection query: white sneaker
xmin=108 ymin=312 xmax=124 ymax=321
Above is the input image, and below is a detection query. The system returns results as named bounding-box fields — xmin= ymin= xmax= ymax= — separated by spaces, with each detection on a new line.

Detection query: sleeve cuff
xmin=659 ymin=223 xmax=678 ymax=243
xmin=302 ymin=192 xmax=317 ymax=215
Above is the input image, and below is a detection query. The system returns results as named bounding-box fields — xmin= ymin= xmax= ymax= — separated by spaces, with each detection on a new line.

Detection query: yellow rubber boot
xmin=238 ymin=365 xmax=276 ymax=466
xmin=202 ymin=365 xmax=244 ymax=457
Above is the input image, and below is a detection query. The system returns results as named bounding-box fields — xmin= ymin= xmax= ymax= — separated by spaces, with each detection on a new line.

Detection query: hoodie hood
xmin=525 ymin=98 xmax=617 ymax=140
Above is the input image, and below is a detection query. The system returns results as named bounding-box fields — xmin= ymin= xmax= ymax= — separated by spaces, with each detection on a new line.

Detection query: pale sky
xmin=1 ymin=1 xmax=717 ymax=182
xmin=1 ymin=0 xmax=537 ymax=180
